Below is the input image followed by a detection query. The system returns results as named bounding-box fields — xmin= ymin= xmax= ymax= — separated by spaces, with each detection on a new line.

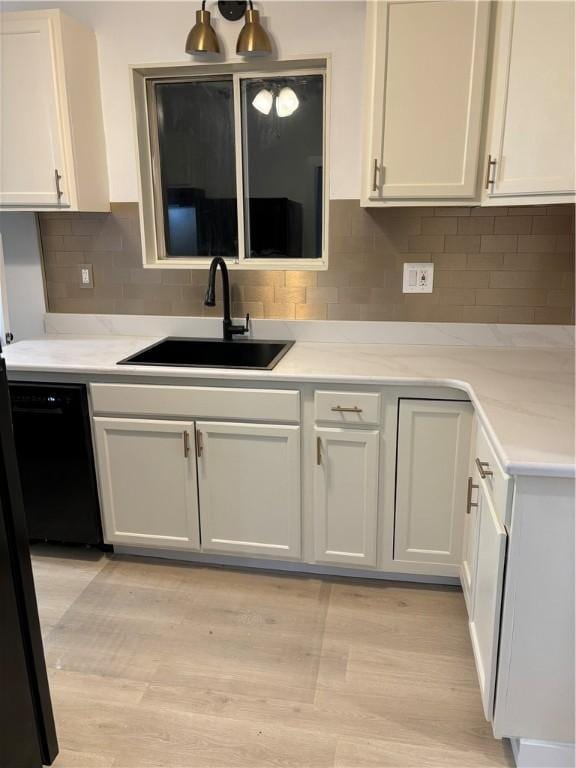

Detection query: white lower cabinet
xmin=93 ymin=417 xmax=200 ymax=550
xmin=461 ymin=474 xmax=480 ymax=615
xmin=313 ymin=427 xmax=380 ymax=567
xmin=196 ymin=421 xmax=301 ymax=559
xmin=468 ymin=477 xmax=507 ymax=721
xmin=394 ymin=400 xmax=473 ymax=576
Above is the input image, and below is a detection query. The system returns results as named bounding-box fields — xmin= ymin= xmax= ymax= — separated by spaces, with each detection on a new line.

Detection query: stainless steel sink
xmin=117 ymin=337 xmax=294 ymax=370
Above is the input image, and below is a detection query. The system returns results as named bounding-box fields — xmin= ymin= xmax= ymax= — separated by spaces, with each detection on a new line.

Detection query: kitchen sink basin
xmin=117 ymin=337 xmax=294 ymax=370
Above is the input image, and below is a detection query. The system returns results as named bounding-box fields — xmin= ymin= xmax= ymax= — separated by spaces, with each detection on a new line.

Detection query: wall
xmin=3 ymin=0 xmax=365 ymax=201
xmin=0 ymin=214 xmax=46 ymax=340
xmin=39 ymin=202 xmax=575 ymax=324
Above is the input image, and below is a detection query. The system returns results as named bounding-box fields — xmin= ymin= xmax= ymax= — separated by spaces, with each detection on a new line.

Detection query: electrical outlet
xmin=79 ymin=264 xmax=93 ymax=289
xmin=403 ymin=262 xmax=434 ymax=293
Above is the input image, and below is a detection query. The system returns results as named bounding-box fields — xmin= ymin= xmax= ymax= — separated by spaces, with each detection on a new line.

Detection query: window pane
xmin=241 ymin=74 xmax=324 ymax=259
xmin=154 ymin=79 xmax=237 ymax=258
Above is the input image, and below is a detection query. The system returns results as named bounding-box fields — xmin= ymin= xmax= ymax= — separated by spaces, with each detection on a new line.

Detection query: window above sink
xmin=132 ymin=58 xmax=329 ymax=271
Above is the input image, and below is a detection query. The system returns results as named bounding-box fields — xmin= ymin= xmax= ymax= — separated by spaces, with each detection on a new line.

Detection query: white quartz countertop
xmin=4 ymin=334 xmax=575 ymax=479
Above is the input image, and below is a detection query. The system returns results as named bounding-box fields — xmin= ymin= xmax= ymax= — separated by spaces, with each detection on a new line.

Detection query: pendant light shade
xmin=236 ymin=5 xmax=272 ymax=55
xmin=186 ymin=6 xmax=220 ymax=54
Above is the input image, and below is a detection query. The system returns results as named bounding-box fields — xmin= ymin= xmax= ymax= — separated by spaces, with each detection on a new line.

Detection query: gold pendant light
xmin=185 ymin=1 xmax=271 ymax=57
xmin=185 ymin=2 xmax=220 ymax=54
xmin=236 ymin=2 xmax=272 ymax=55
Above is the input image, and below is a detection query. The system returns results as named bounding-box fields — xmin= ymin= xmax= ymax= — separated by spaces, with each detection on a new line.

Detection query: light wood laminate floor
xmin=30 ymin=546 xmax=514 ymax=768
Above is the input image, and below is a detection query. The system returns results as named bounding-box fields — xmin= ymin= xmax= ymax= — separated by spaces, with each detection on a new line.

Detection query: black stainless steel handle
xmin=475 ymin=457 xmax=493 ymax=479
xmin=12 ymin=405 xmax=64 ymax=415
xmin=466 ymin=476 xmax=479 ymax=514
xmin=316 ymin=435 xmax=321 ymax=466
xmin=372 ymin=159 xmax=379 ymax=192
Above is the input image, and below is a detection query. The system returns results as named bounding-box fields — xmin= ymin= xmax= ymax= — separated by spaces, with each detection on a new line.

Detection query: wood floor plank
xmin=31 ymin=551 xmax=513 ymax=768
xmin=335 ymin=734 xmax=515 ymax=768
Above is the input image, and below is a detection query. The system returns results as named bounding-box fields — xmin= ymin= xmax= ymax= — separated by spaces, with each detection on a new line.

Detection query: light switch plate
xmin=403 ymin=262 xmax=434 ymax=293
xmin=79 ymin=264 xmax=94 ymax=289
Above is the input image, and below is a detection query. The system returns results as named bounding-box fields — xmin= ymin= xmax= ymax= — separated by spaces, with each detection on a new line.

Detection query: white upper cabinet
xmin=196 ymin=421 xmax=301 ymax=559
xmin=0 ymin=10 xmax=109 ymax=211
xmin=394 ymin=399 xmax=473 ymax=577
xmin=363 ymin=0 xmax=491 ymax=203
xmin=483 ymin=1 xmax=575 ymax=202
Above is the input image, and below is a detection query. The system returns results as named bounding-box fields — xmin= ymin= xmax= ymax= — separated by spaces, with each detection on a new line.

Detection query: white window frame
xmin=131 ymin=57 xmax=330 ymax=271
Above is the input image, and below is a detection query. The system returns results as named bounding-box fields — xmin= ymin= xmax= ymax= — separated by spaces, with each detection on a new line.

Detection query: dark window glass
xmin=240 ymin=74 xmax=324 ymax=259
xmin=155 ymin=79 xmax=237 ymax=258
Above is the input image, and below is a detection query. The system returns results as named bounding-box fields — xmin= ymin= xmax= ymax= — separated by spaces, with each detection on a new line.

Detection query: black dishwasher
xmin=9 ymin=382 xmax=102 ymax=545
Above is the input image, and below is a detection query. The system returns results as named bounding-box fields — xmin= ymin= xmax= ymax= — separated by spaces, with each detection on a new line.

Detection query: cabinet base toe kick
xmin=110 ymin=546 xmax=461 ymax=586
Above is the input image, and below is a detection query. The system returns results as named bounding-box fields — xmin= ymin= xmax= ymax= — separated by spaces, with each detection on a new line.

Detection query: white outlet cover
xmin=79 ymin=263 xmax=93 ymax=289
xmin=403 ymin=262 xmax=434 ymax=293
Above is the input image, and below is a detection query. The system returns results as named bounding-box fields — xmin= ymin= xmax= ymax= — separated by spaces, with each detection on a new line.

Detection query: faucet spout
xmin=204 ymin=257 xmax=249 ymax=341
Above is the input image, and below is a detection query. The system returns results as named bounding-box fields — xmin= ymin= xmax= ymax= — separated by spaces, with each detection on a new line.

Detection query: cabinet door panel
xmin=0 ymin=17 xmax=67 ymax=206
xmin=197 ymin=422 xmax=301 ymax=558
xmin=368 ymin=0 xmax=490 ymax=199
xmin=93 ymin=417 xmax=199 ymax=549
xmin=469 ymin=481 xmax=507 ymax=721
xmin=486 ymin=1 xmax=575 ymax=197
xmin=314 ymin=428 xmax=379 ymax=567
xmin=395 ymin=400 xmax=473 ymax=575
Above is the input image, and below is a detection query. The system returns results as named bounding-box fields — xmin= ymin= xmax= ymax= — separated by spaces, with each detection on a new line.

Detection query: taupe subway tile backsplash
xmin=39 ymin=201 xmax=575 ymax=324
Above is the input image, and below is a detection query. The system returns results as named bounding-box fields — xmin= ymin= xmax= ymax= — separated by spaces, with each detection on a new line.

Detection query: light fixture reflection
xmin=275 ymin=87 xmax=299 ymax=117
xmin=252 ymin=88 xmax=273 ymax=115
xmin=251 ymin=86 xmax=299 ymax=117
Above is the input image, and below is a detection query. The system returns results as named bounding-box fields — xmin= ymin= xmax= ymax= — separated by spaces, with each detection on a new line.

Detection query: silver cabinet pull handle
xmin=485 ymin=155 xmax=496 ymax=190
xmin=372 ymin=158 xmax=379 ymax=192
xmin=183 ymin=431 xmax=190 ymax=458
xmin=196 ymin=429 xmax=203 ymax=458
xmin=475 ymin=457 xmax=493 ymax=479
xmin=316 ymin=435 xmax=322 ymax=466
xmin=331 ymin=405 xmax=363 ymax=413
xmin=466 ymin=476 xmax=479 ymax=514
xmin=54 ymin=168 xmax=63 ymax=202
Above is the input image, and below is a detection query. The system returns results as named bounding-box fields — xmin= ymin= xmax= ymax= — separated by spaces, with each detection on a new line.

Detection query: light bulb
xmin=275 ymin=87 xmax=299 ymax=117
xmin=252 ymin=89 xmax=273 ymax=115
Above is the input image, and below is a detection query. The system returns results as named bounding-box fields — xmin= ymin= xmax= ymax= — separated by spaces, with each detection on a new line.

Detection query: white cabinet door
xmin=93 ymin=418 xmax=200 ymax=550
xmin=0 ymin=15 xmax=67 ymax=207
xmin=469 ymin=479 xmax=507 ymax=721
xmin=196 ymin=422 xmax=301 ymax=559
xmin=313 ymin=427 xmax=380 ymax=567
xmin=461 ymin=472 xmax=480 ymax=617
xmin=394 ymin=400 xmax=473 ymax=576
xmin=484 ymin=1 xmax=575 ymax=199
xmin=364 ymin=0 xmax=490 ymax=201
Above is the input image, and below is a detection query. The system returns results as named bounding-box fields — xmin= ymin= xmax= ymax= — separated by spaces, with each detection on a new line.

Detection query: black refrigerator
xmin=0 ymin=342 xmax=58 ymax=768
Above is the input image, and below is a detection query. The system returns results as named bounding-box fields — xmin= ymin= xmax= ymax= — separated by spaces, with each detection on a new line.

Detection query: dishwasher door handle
xmin=12 ymin=406 xmax=64 ymax=415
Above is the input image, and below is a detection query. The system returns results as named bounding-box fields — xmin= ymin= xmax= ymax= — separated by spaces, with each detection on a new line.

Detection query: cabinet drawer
xmin=474 ymin=426 xmax=513 ymax=525
xmin=314 ymin=391 xmax=381 ymax=426
xmin=90 ymin=384 xmax=300 ymax=423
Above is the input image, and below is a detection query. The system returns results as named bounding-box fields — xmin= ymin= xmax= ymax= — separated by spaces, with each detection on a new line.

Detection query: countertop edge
xmin=6 ymin=359 xmax=575 ymax=480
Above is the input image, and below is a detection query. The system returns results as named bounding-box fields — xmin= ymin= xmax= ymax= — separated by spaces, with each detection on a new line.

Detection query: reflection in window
xmin=241 ymin=75 xmax=324 ymax=259
xmin=155 ymin=79 xmax=237 ymax=258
